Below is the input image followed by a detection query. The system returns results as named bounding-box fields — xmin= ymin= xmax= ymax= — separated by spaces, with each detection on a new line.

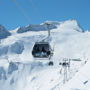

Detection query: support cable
xmin=13 ymin=0 xmax=32 ymax=23
xmin=29 ymin=0 xmax=42 ymax=21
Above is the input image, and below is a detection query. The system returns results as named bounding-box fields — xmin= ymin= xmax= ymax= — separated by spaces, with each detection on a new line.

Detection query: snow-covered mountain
xmin=16 ymin=21 xmax=58 ymax=33
xmin=0 ymin=25 xmax=11 ymax=39
xmin=0 ymin=20 xmax=90 ymax=90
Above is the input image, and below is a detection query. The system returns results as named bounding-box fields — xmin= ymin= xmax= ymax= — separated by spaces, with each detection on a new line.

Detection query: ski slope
xmin=0 ymin=20 xmax=90 ymax=90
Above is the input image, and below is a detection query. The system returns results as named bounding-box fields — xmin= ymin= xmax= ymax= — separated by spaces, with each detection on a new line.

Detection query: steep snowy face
xmin=59 ymin=20 xmax=83 ymax=32
xmin=0 ymin=25 xmax=11 ymax=39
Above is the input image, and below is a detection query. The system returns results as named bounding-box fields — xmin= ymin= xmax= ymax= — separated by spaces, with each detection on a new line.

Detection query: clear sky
xmin=0 ymin=0 xmax=90 ymax=30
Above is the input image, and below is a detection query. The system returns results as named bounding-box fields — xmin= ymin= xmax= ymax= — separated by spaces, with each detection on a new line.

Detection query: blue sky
xmin=0 ymin=0 xmax=90 ymax=30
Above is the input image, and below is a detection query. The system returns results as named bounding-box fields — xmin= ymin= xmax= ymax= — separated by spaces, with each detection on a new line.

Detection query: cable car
xmin=32 ymin=42 xmax=53 ymax=59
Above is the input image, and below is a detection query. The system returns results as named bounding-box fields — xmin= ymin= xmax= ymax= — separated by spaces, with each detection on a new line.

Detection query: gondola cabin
xmin=32 ymin=42 xmax=53 ymax=59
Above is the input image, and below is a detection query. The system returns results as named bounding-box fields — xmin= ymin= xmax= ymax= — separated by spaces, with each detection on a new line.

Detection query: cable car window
xmin=32 ymin=43 xmax=51 ymax=58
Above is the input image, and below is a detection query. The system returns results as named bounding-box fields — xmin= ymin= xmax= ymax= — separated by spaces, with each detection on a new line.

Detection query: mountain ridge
xmin=0 ymin=20 xmax=84 ymax=40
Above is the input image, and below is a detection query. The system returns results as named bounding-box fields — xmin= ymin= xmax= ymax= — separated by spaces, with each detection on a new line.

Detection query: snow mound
xmin=0 ymin=25 xmax=11 ymax=39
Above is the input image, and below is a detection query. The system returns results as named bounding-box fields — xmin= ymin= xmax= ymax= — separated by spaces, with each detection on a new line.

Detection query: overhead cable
xmin=30 ymin=0 xmax=42 ymax=21
xmin=13 ymin=0 xmax=32 ymax=23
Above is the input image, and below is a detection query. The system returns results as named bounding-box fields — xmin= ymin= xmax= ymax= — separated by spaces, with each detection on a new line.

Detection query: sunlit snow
xmin=0 ymin=20 xmax=90 ymax=90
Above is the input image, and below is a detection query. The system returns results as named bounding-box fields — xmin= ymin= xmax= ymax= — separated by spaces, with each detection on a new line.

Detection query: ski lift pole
xmin=47 ymin=23 xmax=50 ymax=37
xmin=41 ymin=23 xmax=51 ymax=42
xmin=44 ymin=23 xmax=51 ymax=37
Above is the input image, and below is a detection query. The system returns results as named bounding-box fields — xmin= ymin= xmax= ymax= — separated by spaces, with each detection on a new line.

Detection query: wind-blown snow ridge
xmin=0 ymin=20 xmax=90 ymax=90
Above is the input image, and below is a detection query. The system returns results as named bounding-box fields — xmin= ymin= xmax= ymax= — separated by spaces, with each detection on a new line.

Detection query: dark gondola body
xmin=32 ymin=42 xmax=53 ymax=59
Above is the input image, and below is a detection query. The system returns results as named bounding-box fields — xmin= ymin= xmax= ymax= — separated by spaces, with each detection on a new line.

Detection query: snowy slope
xmin=0 ymin=20 xmax=90 ymax=90
xmin=60 ymin=60 xmax=90 ymax=90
